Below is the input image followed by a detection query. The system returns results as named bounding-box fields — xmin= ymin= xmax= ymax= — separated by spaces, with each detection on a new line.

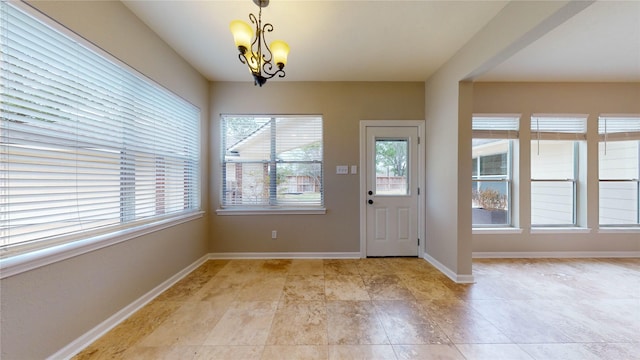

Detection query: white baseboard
xmin=422 ymin=253 xmax=475 ymax=284
xmin=208 ymin=252 xmax=362 ymax=259
xmin=48 ymin=254 xmax=210 ymax=360
xmin=473 ymin=251 xmax=640 ymax=258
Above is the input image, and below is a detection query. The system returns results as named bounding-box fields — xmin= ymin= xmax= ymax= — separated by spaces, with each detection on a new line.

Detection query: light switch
xmin=336 ymin=165 xmax=348 ymax=174
xmin=350 ymin=165 xmax=357 ymax=174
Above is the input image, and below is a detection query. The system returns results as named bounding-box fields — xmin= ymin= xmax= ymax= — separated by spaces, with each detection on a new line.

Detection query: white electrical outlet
xmin=272 ymin=230 xmax=277 ymax=239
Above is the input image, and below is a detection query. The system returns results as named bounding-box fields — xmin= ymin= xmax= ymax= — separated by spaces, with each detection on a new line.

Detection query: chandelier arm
xmin=238 ymin=52 xmax=260 ymax=73
xmin=256 ymin=68 xmax=286 ymax=80
xmin=249 ymin=12 xmax=258 ymax=24
xmin=248 ymin=13 xmax=260 ymax=51
xmin=237 ymin=53 xmax=247 ymax=65
xmin=273 ymin=69 xmax=286 ymax=78
xmin=260 ymin=59 xmax=280 ymax=77
xmin=260 ymin=23 xmax=275 ymax=64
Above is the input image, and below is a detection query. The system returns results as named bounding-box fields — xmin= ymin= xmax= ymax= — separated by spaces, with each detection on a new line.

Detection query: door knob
xmin=368 ymin=199 xmax=374 ymax=204
xmin=368 ymin=190 xmax=373 ymax=195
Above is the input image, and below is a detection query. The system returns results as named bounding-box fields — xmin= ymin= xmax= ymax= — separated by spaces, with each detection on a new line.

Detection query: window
xmin=598 ymin=116 xmax=640 ymax=226
xmin=531 ymin=115 xmax=586 ymax=226
xmin=221 ymin=115 xmax=323 ymax=209
xmin=472 ymin=115 xmax=518 ymax=227
xmin=1 ymin=2 xmax=201 ymax=254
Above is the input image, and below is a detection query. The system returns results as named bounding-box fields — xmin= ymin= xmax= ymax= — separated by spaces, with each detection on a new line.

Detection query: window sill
xmin=216 ymin=208 xmax=326 ymax=216
xmin=473 ymin=227 xmax=523 ymax=235
xmin=0 ymin=211 xmax=204 ymax=279
xmin=598 ymin=227 xmax=640 ymax=234
xmin=530 ymin=227 xmax=591 ymax=234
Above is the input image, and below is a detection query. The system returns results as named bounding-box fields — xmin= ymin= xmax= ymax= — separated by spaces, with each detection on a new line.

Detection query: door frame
xmin=359 ymin=120 xmax=426 ymax=258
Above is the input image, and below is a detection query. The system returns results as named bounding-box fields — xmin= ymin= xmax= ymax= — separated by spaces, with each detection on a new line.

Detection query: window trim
xmin=0 ymin=211 xmax=204 ymax=279
xmin=531 ymin=137 xmax=582 ymax=227
xmin=471 ymin=115 xmax=519 ymax=229
xmin=530 ymin=227 xmax=591 ymax=234
xmin=598 ymin=227 xmax=640 ymax=234
xmin=472 ymin=139 xmax=514 ymax=228
xmin=1 ymin=1 xmax=202 ymax=259
xmin=473 ymin=227 xmax=524 ymax=235
xmin=598 ymin=179 xmax=640 ymax=227
xmin=216 ymin=208 xmax=326 ymax=216
xmin=598 ymin=137 xmax=640 ymax=227
xmin=598 ymin=116 xmax=640 ymax=227
xmin=219 ymin=114 xmax=324 ymax=212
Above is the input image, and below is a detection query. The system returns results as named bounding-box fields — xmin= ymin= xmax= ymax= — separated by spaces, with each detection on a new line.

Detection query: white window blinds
xmin=531 ymin=115 xmax=587 ymax=140
xmin=472 ymin=115 xmax=519 ymax=139
xmin=598 ymin=115 xmax=640 ymax=141
xmin=222 ymin=115 xmax=323 ymax=208
xmin=1 ymin=2 xmax=201 ymax=251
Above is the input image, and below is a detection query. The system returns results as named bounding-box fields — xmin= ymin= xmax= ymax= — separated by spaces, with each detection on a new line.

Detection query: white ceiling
xmin=122 ymin=0 xmax=640 ymax=83
xmin=477 ymin=0 xmax=640 ymax=82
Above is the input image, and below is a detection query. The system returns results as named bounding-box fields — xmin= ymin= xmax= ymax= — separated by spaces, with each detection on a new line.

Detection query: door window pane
xmin=375 ymin=139 xmax=408 ymax=195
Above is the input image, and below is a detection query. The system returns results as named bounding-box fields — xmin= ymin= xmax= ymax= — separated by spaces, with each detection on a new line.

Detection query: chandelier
xmin=229 ymin=0 xmax=290 ymax=87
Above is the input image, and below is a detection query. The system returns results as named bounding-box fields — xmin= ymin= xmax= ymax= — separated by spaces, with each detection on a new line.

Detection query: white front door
xmin=364 ymin=126 xmax=419 ymax=257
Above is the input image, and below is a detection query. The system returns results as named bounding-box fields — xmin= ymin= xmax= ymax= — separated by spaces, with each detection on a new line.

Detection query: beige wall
xmin=423 ymin=1 xmax=581 ymax=280
xmin=1 ymin=2 xmax=210 ymax=359
xmin=209 ymin=82 xmax=424 ymax=254
xmin=472 ymin=82 xmax=640 ymax=254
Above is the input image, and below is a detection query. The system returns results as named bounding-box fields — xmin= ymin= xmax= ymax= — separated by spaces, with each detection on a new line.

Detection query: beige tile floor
xmin=74 ymin=258 xmax=640 ymax=359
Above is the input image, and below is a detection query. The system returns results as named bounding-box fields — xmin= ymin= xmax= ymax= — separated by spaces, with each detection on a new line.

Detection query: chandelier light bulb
xmin=229 ymin=20 xmax=253 ymax=53
xmin=269 ymin=40 xmax=289 ymax=68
